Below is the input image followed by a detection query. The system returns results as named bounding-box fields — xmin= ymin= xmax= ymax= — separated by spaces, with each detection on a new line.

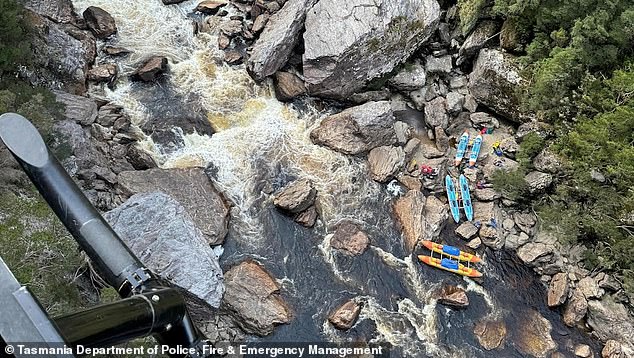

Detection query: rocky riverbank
xmin=3 ymin=0 xmax=633 ymax=356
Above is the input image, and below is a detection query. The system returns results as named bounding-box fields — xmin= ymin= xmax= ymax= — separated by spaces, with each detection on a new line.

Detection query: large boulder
xmin=468 ymin=49 xmax=529 ymax=122
xmin=455 ymin=221 xmax=478 ymax=239
xmin=310 ymin=101 xmax=396 ymax=155
xmin=458 ymin=21 xmax=499 ymax=58
xmin=328 ymin=299 xmax=361 ymax=330
xmin=131 ymin=56 xmax=168 ymax=82
xmin=547 ymin=272 xmax=569 ymax=307
xmin=524 ymin=171 xmax=553 ymax=194
xmin=273 ymin=71 xmax=306 ymax=101
xmin=517 ymin=242 xmax=553 ymax=265
xmin=83 ymin=6 xmax=117 ymax=39
xmin=388 ymin=61 xmax=427 ymax=91
xmin=247 ymin=0 xmax=317 ymax=80
xmin=330 ymin=221 xmax=370 ymax=256
xmin=53 ymin=90 xmax=98 ymax=126
xmin=473 ymin=319 xmax=507 ymax=350
xmin=222 ymin=261 xmax=292 ymax=336
xmin=533 ymin=148 xmax=563 ymax=174
xmin=117 ymin=168 xmax=230 ymax=245
xmin=587 ymin=296 xmax=634 ymax=351
xmin=303 ymin=0 xmax=441 ymax=99
xmin=105 ymin=192 xmax=224 ymax=308
xmin=393 ymin=190 xmax=426 ymax=253
xmin=367 ymin=146 xmax=405 ymax=182
xmin=424 ymin=195 xmax=447 ymax=241
xmin=577 ymin=276 xmax=604 ymax=299
xmin=424 ymin=97 xmax=449 ymax=129
xmin=516 ymin=310 xmax=558 ymax=358
xmin=21 ymin=0 xmax=75 ymax=23
xmin=273 ymin=179 xmax=317 ymax=214
xmin=25 ymin=11 xmax=96 ymax=94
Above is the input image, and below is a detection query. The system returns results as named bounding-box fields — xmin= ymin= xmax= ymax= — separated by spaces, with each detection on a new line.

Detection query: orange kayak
xmin=422 ymin=240 xmax=481 ymax=263
xmin=418 ymin=255 xmax=483 ymax=278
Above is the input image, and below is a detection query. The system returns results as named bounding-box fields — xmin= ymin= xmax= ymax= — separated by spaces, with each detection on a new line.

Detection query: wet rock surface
xmin=368 ymin=146 xmax=405 ymax=182
xmin=516 ymin=310 xmax=558 ymax=358
xmin=117 ymin=168 xmax=230 ymax=245
xmin=222 ymin=261 xmax=292 ymax=336
xmin=328 ymin=299 xmax=361 ymax=330
xmin=131 ymin=56 xmax=168 ymax=82
xmin=273 ymin=178 xmax=317 ymax=214
xmin=105 ymin=192 xmax=225 ymax=308
xmin=474 ymin=319 xmax=507 ymax=350
xmin=330 ymin=221 xmax=370 ymax=256
xmin=310 ymin=101 xmax=396 ymax=155
xmin=393 ymin=190 xmax=426 ymax=253
xmin=437 ymin=285 xmax=469 ymax=308
xmin=83 ymin=6 xmax=117 ymax=39
xmin=547 ymin=272 xmax=569 ymax=307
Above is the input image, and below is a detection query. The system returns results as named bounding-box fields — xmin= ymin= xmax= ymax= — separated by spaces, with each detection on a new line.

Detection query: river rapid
xmin=71 ymin=1 xmax=600 ymax=356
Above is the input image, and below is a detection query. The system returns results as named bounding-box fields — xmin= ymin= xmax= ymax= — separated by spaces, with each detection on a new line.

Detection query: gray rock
xmin=446 ymin=92 xmax=465 ymax=114
xmin=463 ymin=94 xmax=478 ymax=113
xmin=502 ymin=218 xmax=515 ymax=231
xmin=482 ymin=157 xmax=520 ymax=181
xmin=105 ymin=192 xmax=224 ymax=308
xmin=273 ymin=71 xmax=306 ymax=101
xmin=513 ymin=211 xmax=536 ymax=235
xmin=424 ymin=195 xmax=447 ymax=241
xmin=547 ymin=272 xmax=569 ymax=307
xmin=367 ymin=146 xmax=405 ymax=182
xmin=563 ymin=289 xmax=588 ymax=327
xmin=26 ymin=13 xmax=96 ymax=94
xmin=125 ymin=145 xmax=157 ymax=170
xmin=591 ymin=169 xmax=606 ymax=183
xmin=424 ymin=97 xmax=448 ymax=128
xmin=195 ymin=0 xmax=228 ymax=14
xmin=393 ymin=190 xmax=426 ymax=253
xmin=467 ymin=237 xmax=482 ymax=249
xmin=394 ymin=121 xmax=411 ymax=145
xmin=434 ymin=126 xmax=449 ymax=152
xmin=425 ymin=55 xmax=452 ymax=74
xmin=475 ymin=188 xmax=500 ymax=201
xmin=223 ymin=261 xmax=291 ymax=336
xmin=294 ymin=206 xmax=318 ymax=227
xmin=21 ymin=0 xmax=74 ymax=23
xmin=117 ymin=168 xmax=230 ymax=245
xmin=516 ymin=121 xmax=554 ymax=140
xmin=248 ymin=0 xmax=317 ymax=80
xmin=330 ymin=221 xmax=370 ymax=256
xmin=479 ymin=226 xmax=503 ymax=249
xmin=533 ymin=148 xmax=562 ymax=173
xmin=577 ymin=276 xmax=604 ymax=299
xmin=273 ymin=179 xmax=317 ymax=214
xmin=310 ymin=101 xmax=396 ymax=155
xmin=350 ymin=89 xmax=391 ymax=104
xmin=404 ymin=137 xmax=421 ymax=155
xmin=468 ymin=49 xmax=529 ymax=122
xmin=389 ymin=61 xmax=427 ymax=91
xmin=524 ymin=171 xmax=553 ymax=194
xmin=455 ymin=221 xmax=478 ymax=239
xmin=83 ymin=6 xmax=117 ymax=39
xmin=587 ymin=297 xmax=634 ymax=353
xmin=504 ymin=232 xmax=529 ymax=250
xmin=469 ymin=112 xmax=497 ymax=127
xmin=437 ymin=285 xmax=469 ymax=308
xmin=131 ymin=56 xmax=168 ymax=82
xmin=303 ymin=0 xmax=441 ymax=99
xmin=252 ymin=13 xmax=270 ymax=33
xmin=517 ymin=242 xmax=553 ymax=265
xmin=449 ymin=75 xmax=468 ymax=89
xmin=458 ymin=21 xmax=498 ymax=58
xmin=53 ymin=90 xmax=98 ymax=126
xmin=500 ymin=138 xmax=519 ymax=158
xmin=328 ymin=299 xmax=361 ymax=330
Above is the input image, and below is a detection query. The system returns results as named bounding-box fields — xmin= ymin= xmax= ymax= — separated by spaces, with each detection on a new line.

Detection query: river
xmin=71 ymin=0 xmax=600 ymax=356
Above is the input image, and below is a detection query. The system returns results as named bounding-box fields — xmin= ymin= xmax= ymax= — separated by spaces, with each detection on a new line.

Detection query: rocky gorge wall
xmin=1 ymin=0 xmax=633 ymax=357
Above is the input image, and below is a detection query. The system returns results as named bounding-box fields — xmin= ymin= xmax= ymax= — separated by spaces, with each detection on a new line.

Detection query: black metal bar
xmin=0 ymin=113 xmax=155 ymax=296
xmin=53 ymin=288 xmax=186 ymax=349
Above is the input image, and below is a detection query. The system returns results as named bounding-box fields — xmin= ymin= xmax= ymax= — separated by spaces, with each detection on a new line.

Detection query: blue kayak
xmin=446 ymin=175 xmax=460 ymax=223
xmin=454 ymin=132 xmax=469 ymax=166
xmin=459 ymin=174 xmax=473 ymax=221
xmin=468 ymin=134 xmax=483 ymax=167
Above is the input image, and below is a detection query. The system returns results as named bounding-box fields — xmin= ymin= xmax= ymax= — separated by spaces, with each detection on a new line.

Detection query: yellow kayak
xmin=422 ymin=240 xmax=481 ymax=263
xmin=418 ymin=255 xmax=483 ymax=278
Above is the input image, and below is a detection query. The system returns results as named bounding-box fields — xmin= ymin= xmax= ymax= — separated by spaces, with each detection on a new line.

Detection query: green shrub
xmin=491 ymin=168 xmax=528 ymax=202
xmin=458 ymin=0 xmax=489 ymax=35
xmin=0 ymin=0 xmax=31 ymax=76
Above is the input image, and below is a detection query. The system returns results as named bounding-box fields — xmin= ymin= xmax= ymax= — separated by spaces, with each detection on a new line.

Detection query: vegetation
xmin=489 ymin=0 xmax=634 ymax=293
xmin=0 ymin=0 xmax=31 ymax=75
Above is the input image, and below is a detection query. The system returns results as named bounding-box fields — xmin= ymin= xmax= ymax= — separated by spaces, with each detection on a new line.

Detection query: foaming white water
xmin=371 ymin=246 xmax=435 ymax=303
xmin=359 ymin=296 xmax=442 ymax=357
xmin=317 ymin=234 xmax=354 ymax=285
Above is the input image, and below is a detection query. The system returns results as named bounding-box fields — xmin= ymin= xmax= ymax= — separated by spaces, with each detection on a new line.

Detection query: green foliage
xmin=491 ymin=168 xmax=528 ymax=202
xmin=458 ymin=0 xmax=489 ymax=35
xmin=516 ymin=132 xmax=545 ymax=167
xmin=0 ymin=79 xmax=64 ymax=136
xmin=0 ymin=191 xmax=87 ymax=316
xmin=0 ymin=0 xmax=31 ymax=75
